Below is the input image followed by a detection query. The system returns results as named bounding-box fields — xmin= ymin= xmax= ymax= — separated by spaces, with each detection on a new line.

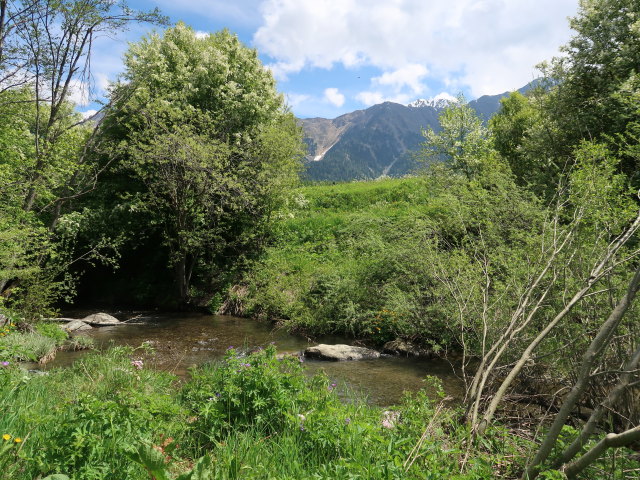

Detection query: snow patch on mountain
xmin=408 ymin=92 xmax=458 ymax=110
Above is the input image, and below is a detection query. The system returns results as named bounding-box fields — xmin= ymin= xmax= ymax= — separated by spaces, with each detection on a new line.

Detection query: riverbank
xmin=30 ymin=312 xmax=465 ymax=406
xmin=1 ymin=345 xmax=525 ymax=479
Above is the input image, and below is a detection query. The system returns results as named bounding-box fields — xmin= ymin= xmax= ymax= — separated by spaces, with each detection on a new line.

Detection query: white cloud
xmin=285 ymin=92 xmax=311 ymax=108
xmin=254 ymin=0 xmax=578 ymax=96
xmin=323 ymin=87 xmax=345 ymax=107
xmin=355 ymin=91 xmax=412 ymax=107
xmin=373 ymin=64 xmax=428 ymax=94
xmin=195 ymin=30 xmax=210 ymax=39
xmin=355 ymin=91 xmax=384 ymax=106
xmin=80 ymin=109 xmax=98 ymax=120
xmin=433 ymin=92 xmax=458 ymax=102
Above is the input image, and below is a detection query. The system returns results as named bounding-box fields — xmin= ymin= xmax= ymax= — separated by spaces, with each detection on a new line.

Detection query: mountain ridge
xmin=301 ymin=81 xmax=538 ymax=182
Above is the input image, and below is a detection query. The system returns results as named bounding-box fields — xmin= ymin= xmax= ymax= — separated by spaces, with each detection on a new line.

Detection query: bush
xmin=180 ymin=345 xmax=338 ymax=444
xmin=35 ymin=322 xmax=68 ymax=343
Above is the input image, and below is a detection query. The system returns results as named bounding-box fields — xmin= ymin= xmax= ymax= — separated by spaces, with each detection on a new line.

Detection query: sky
xmin=82 ymin=0 xmax=580 ymax=119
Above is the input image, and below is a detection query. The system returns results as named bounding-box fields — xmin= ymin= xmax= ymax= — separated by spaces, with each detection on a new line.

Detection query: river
xmin=44 ymin=312 xmax=464 ymax=406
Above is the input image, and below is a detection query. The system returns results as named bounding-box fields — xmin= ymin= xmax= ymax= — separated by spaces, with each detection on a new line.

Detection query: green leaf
xmin=127 ymin=444 xmax=171 ymax=480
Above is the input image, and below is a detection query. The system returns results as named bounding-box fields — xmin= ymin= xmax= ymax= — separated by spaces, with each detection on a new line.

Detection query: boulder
xmin=45 ymin=317 xmax=77 ymax=323
xmin=382 ymin=339 xmax=429 ymax=357
xmin=63 ymin=319 xmax=92 ymax=332
xmin=304 ymin=344 xmax=380 ymax=361
xmin=81 ymin=312 xmax=120 ymax=326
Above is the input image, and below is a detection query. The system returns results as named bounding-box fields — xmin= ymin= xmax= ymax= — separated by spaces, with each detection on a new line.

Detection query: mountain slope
xmin=301 ymin=82 xmax=536 ymax=182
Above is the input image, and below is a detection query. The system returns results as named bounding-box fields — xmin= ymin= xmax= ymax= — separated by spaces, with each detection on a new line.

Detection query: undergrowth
xmin=0 ymin=346 xmax=528 ymax=479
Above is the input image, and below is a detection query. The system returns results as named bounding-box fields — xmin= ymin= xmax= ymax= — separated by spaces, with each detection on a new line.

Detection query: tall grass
xmin=0 ymin=346 xmax=525 ymax=479
xmin=238 ymin=172 xmax=542 ymax=352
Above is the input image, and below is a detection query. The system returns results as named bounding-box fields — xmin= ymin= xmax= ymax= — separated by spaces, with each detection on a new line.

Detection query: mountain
xmin=301 ymin=81 xmax=537 ymax=182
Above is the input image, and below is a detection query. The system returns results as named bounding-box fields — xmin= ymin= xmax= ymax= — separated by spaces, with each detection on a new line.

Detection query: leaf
xmin=127 ymin=444 xmax=171 ymax=480
xmin=41 ymin=475 xmax=71 ymax=480
xmin=176 ymin=455 xmax=214 ymax=480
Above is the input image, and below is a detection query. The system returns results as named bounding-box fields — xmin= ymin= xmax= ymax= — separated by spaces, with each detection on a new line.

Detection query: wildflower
xmin=328 ymin=382 xmax=337 ymax=392
xmin=2 ymin=434 xmax=10 ymax=441
xmin=300 ymin=426 xmax=305 ymax=431
xmin=345 ymin=418 xmax=351 ymax=425
xmin=381 ymin=410 xmax=399 ymax=429
xmin=14 ymin=438 xmax=21 ymax=443
xmin=131 ymin=360 xmax=143 ymax=370
xmin=226 ymin=346 xmax=234 ymax=351
xmin=1 ymin=361 xmax=9 ymax=366
xmin=297 ymin=414 xmax=306 ymax=421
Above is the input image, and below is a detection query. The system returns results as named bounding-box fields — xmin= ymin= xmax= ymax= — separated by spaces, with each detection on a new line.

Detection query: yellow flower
xmin=14 ymin=438 xmax=21 ymax=443
xmin=2 ymin=434 xmax=10 ymax=441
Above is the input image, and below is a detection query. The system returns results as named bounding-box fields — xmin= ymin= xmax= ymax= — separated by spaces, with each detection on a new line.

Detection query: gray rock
xmin=45 ymin=317 xmax=77 ymax=323
xmin=81 ymin=312 xmax=120 ymax=326
xmin=383 ymin=339 xmax=429 ymax=357
xmin=63 ymin=319 xmax=92 ymax=332
xmin=304 ymin=344 xmax=380 ymax=361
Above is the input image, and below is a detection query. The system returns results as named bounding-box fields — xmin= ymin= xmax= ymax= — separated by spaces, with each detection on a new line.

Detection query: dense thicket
xmin=0 ymin=10 xmax=302 ymax=312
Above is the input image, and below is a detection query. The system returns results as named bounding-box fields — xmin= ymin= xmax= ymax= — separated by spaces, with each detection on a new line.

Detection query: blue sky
xmin=82 ymin=0 xmax=579 ymax=119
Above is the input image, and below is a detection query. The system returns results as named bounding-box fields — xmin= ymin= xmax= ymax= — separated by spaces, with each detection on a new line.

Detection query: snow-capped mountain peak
xmin=407 ymin=93 xmax=458 ymax=110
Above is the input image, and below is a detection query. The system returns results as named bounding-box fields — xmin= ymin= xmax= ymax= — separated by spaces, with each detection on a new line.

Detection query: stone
xmin=382 ymin=339 xmax=428 ymax=357
xmin=45 ymin=317 xmax=77 ymax=323
xmin=63 ymin=319 xmax=92 ymax=332
xmin=81 ymin=312 xmax=120 ymax=326
xmin=304 ymin=344 xmax=380 ymax=361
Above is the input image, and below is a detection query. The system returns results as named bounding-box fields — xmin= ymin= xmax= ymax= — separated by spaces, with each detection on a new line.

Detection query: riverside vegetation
xmin=1 ymin=0 xmax=640 ymax=478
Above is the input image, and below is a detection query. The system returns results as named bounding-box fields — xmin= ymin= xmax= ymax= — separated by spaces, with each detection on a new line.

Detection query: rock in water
xmin=81 ymin=312 xmax=120 ymax=326
xmin=382 ymin=339 xmax=428 ymax=357
xmin=304 ymin=344 xmax=380 ymax=361
xmin=64 ymin=320 xmax=93 ymax=332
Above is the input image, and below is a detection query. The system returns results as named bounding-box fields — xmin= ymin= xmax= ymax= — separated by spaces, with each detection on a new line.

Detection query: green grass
xmin=0 ymin=346 xmax=525 ymax=479
xmin=238 ymin=171 xmax=542 ymax=352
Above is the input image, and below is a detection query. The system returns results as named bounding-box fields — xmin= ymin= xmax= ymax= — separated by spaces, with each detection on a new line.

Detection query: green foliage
xmin=418 ymin=96 xmax=494 ymax=179
xmin=128 ymin=444 xmax=213 ymax=480
xmin=491 ymin=0 xmax=640 ymax=193
xmin=181 ymin=345 xmax=337 ymax=442
xmin=0 ymin=331 xmax=57 ymax=362
xmin=0 ymin=347 xmax=185 ymax=479
xmin=239 ymin=171 xmax=541 ymax=351
xmin=35 ymin=323 xmax=68 ymax=343
xmin=97 ymin=23 xmax=304 ymax=304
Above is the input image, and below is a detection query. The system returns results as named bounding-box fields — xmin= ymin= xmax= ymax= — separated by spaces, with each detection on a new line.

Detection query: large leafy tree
xmin=418 ymin=96 xmax=496 ymax=179
xmin=0 ymin=1 xmax=164 ymax=316
xmin=491 ymin=0 xmax=640 ymax=194
xmin=99 ymin=24 xmax=303 ymax=305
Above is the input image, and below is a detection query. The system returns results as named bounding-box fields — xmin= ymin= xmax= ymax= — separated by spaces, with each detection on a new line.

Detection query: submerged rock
xmin=382 ymin=339 xmax=430 ymax=357
xmin=304 ymin=344 xmax=380 ymax=361
xmin=63 ymin=319 xmax=93 ymax=332
xmin=81 ymin=312 xmax=120 ymax=326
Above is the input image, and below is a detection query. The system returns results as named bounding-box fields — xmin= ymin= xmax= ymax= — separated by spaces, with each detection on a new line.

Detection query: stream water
xmin=44 ymin=312 xmax=464 ymax=406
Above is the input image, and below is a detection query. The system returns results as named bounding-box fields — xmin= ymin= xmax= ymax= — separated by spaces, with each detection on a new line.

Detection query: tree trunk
xmin=175 ymin=255 xmax=188 ymax=305
xmin=564 ymin=426 xmax=640 ymax=479
xmin=523 ymin=265 xmax=640 ymax=480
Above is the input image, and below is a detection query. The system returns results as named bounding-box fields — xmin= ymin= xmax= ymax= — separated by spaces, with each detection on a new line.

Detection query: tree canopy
xmin=97 ymin=24 xmax=303 ymax=305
